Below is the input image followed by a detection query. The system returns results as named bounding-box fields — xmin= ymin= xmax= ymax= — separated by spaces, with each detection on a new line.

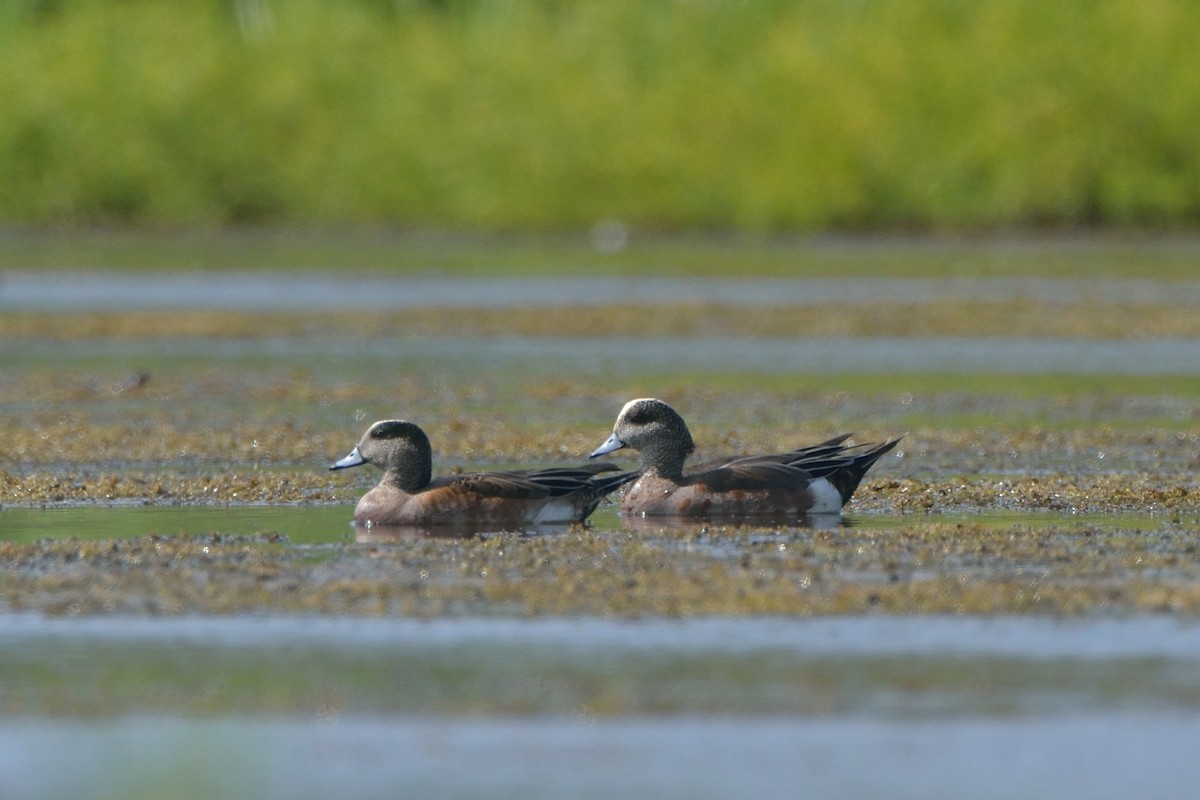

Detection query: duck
xmin=589 ymin=398 xmax=900 ymax=519
xmin=331 ymin=419 xmax=638 ymax=527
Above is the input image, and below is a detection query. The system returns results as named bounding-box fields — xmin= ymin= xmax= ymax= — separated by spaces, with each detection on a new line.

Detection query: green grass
xmin=2 ymin=1 xmax=1200 ymax=230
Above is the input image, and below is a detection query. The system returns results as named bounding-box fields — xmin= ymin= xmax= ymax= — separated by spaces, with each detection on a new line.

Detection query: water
xmin=9 ymin=333 xmax=1200 ymax=376
xmin=0 ymin=503 xmax=356 ymax=545
xmin=6 ymin=268 xmax=1200 ymax=798
xmin=8 ymin=271 xmax=1200 ymax=311
xmin=0 ymin=502 xmax=1162 ymax=545
xmin=3 ymin=615 xmax=1200 ymax=799
xmin=7 ymin=272 xmax=1200 ymax=375
xmin=5 ymin=714 xmax=1199 ymax=800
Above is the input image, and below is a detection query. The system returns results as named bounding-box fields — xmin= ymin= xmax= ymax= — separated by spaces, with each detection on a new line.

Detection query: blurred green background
xmin=2 ymin=0 xmax=1198 ymax=232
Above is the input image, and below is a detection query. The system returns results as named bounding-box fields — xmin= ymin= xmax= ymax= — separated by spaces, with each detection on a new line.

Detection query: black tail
xmin=824 ymin=437 xmax=903 ymax=506
xmin=530 ymin=463 xmax=638 ymax=499
xmin=526 ymin=462 xmax=623 ymax=496
xmin=781 ymin=433 xmax=856 ymax=461
xmin=572 ymin=469 xmax=641 ymax=519
xmin=721 ymin=433 xmax=855 ymax=469
xmin=591 ymin=469 xmax=641 ymax=498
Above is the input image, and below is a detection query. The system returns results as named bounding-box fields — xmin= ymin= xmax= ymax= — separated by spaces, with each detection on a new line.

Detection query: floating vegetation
xmin=8 ymin=301 xmax=1200 ymax=341
xmin=0 ymin=469 xmax=342 ymax=506
xmin=5 ymin=299 xmax=1200 ymax=619
xmin=4 ymin=521 xmax=1200 ymax=617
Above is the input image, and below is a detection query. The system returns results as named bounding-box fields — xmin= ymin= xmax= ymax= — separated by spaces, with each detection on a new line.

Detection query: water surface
xmin=0 ymin=503 xmax=1165 ymax=545
xmin=0 ymin=504 xmax=355 ymax=545
xmin=8 ymin=272 xmax=1200 ymax=311
xmin=6 ymin=267 xmax=1200 ymax=798
xmin=3 ymin=615 xmax=1200 ymax=800
xmin=10 ymin=334 xmax=1200 ymax=375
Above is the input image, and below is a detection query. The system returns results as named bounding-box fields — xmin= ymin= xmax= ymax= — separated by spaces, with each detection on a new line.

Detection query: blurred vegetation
xmin=1 ymin=0 xmax=1199 ymax=230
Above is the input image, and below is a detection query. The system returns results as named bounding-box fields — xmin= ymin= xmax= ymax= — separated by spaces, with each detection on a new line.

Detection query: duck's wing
xmin=687 ymin=432 xmax=875 ymax=492
xmin=438 ymin=471 xmax=556 ymax=500
xmin=523 ymin=462 xmax=636 ymax=498
xmin=443 ymin=463 xmax=630 ymax=501
xmin=688 ymin=459 xmax=823 ymax=492
xmin=692 ymin=433 xmax=856 ymax=472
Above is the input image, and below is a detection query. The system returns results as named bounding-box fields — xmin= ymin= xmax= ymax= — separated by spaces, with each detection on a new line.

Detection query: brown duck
xmin=332 ymin=419 xmax=637 ymax=527
xmin=590 ymin=398 xmax=901 ymax=519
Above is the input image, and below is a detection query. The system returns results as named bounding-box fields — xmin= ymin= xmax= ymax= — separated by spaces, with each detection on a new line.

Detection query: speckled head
xmin=330 ymin=419 xmax=433 ymax=491
xmin=590 ymin=398 xmax=695 ymax=479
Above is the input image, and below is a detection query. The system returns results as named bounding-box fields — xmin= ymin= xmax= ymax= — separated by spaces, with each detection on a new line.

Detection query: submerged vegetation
xmin=2 ymin=1 xmax=1199 ymax=229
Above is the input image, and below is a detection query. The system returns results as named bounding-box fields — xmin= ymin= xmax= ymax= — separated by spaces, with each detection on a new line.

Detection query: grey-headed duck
xmin=332 ymin=419 xmax=637 ymax=527
xmin=590 ymin=398 xmax=901 ymax=519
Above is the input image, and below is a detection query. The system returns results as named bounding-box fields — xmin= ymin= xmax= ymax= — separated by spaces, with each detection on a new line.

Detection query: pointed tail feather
xmin=825 ymin=437 xmax=903 ymax=506
xmin=573 ymin=469 xmax=641 ymax=519
xmin=722 ymin=433 xmax=856 ymax=469
xmin=804 ymin=432 xmax=855 ymax=450
xmin=592 ymin=469 xmax=641 ymax=498
xmin=526 ymin=462 xmax=625 ymax=497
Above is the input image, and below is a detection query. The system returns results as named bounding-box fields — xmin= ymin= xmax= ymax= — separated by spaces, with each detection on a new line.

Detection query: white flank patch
xmin=533 ymin=499 xmax=575 ymax=524
xmin=807 ymin=478 xmax=843 ymax=515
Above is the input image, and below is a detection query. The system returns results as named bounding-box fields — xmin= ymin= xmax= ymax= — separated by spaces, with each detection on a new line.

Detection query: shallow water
xmin=3 ymin=615 xmax=1200 ymax=799
xmin=6 ymin=266 xmax=1200 ymax=798
xmin=0 ymin=502 xmax=1161 ymax=545
xmin=5 ymin=714 xmax=1199 ymax=800
xmin=9 ymin=271 xmax=1200 ymax=311
xmin=0 ymin=503 xmax=356 ymax=545
xmin=7 ymin=272 xmax=1200 ymax=376
xmin=10 ymin=333 xmax=1200 ymax=376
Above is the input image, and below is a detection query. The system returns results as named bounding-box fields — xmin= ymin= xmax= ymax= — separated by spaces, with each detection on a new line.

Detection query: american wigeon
xmin=589 ymin=398 xmax=901 ymax=519
xmin=331 ymin=419 xmax=638 ymax=527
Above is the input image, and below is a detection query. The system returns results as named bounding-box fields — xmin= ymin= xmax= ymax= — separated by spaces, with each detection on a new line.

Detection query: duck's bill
xmin=589 ymin=433 xmax=626 ymax=458
xmin=330 ymin=446 xmax=366 ymax=470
